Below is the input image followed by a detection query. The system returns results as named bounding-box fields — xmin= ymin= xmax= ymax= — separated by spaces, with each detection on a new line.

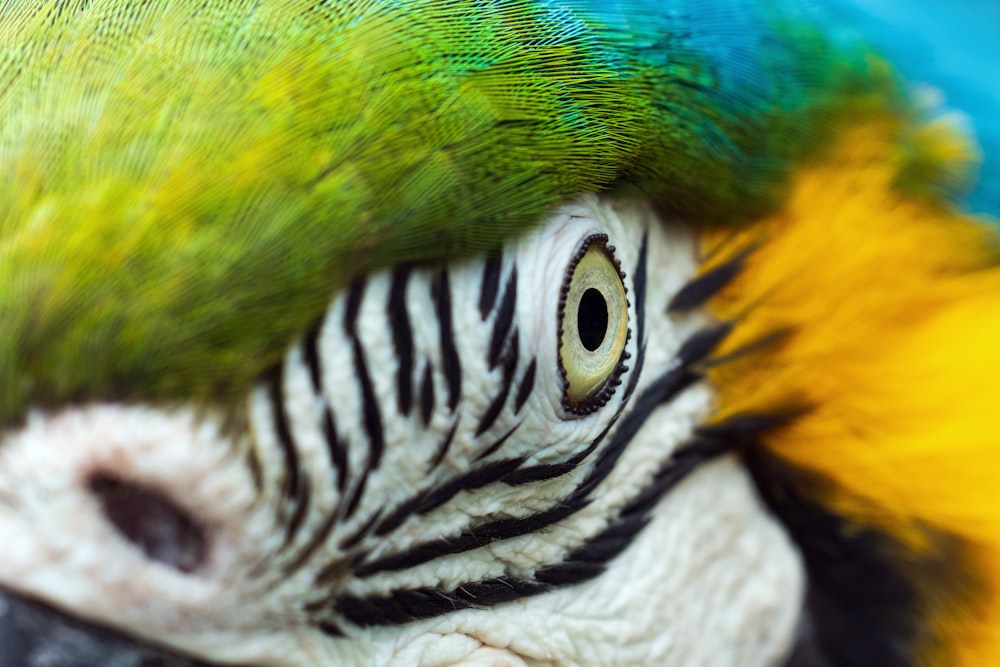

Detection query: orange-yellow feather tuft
xmin=704 ymin=120 xmax=1000 ymax=665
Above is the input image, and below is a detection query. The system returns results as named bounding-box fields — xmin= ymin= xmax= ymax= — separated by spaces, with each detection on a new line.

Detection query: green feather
xmin=0 ymin=0 xmax=897 ymax=422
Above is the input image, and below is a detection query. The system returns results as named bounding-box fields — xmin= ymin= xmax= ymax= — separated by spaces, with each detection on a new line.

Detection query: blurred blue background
xmin=829 ymin=0 xmax=1000 ymax=215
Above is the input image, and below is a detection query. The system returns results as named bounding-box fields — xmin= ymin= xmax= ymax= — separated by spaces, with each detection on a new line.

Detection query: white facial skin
xmin=0 ymin=196 xmax=803 ymax=666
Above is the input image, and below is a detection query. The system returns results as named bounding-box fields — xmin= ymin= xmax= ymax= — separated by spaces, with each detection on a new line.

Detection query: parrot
xmin=0 ymin=1 xmax=998 ymax=666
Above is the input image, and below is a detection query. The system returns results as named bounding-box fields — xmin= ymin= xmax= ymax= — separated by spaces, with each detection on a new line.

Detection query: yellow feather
xmin=704 ymin=120 xmax=1000 ymax=665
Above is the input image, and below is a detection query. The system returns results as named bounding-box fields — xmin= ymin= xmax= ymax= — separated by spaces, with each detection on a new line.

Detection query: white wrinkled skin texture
xmin=0 ymin=197 xmax=804 ymax=666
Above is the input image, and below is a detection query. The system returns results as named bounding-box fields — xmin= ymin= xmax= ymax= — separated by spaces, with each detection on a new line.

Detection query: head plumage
xmin=0 ymin=0 xmax=895 ymax=422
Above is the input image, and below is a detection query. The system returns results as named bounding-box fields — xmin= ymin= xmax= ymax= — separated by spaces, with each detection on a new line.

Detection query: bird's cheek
xmin=382 ymin=630 xmax=532 ymax=667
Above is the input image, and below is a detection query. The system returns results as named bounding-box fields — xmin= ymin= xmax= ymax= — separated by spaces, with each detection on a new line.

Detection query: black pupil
xmin=578 ymin=288 xmax=609 ymax=352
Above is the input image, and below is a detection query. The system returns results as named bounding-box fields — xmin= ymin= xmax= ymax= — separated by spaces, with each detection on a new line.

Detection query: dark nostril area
xmin=87 ymin=474 xmax=208 ymax=574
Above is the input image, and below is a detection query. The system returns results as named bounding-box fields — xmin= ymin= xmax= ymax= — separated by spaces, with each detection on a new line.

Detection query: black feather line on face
xmin=488 ymin=266 xmax=518 ymax=370
xmin=428 ymin=416 xmax=461 ymax=470
xmin=479 ymin=252 xmax=503 ymax=322
xmin=419 ymin=360 xmax=435 ymax=426
xmin=322 ymin=408 xmax=349 ymax=495
xmin=338 ymin=509 xmax=384 ymax=551
xmin=350 ymin=335 xmax=384 ymax=474
xmin=281 ymin=499 xmax=345 ymax=578
xmin=244 ymin=439 xmax=265 ymax=494
xmin=340 ymin=465 xmax=369 ymax=522
xmin=331 ymin=276 xmax=386 ymax=519
xmin=474 ymin=423 xmax=521 ymax=461
xmin=432 ymin=270 xmax=462 ymax=411
xmin=282 ymin=476 xmax=312 ymax=549
xmin=475 ymin=329 xmax=520 ymax=437
xmin=702 ymin=327 xmax=794 ymax=369
xmin=303 ymin=318 xmax=325 ymax=393
xmin=667 ymin=247 xmax=750 ymax=313
xmin=266 ymin=365 xmax=301 ymax=504
xmin=513 ymin=358 xmax=537 ymax=414
xmin=263 ymin=365 xmax=315 ymax=549
xmin=388 ymin=265 xmax=415 ymax=416
xmin=500 ymin=425 xmax=605 ymax=485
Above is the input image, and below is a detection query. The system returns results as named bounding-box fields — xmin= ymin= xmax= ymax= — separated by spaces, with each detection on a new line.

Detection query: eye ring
xmin=557 ymin=234 xmax=630 ymax=415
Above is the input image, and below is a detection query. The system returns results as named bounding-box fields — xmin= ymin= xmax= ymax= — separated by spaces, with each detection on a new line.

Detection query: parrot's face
xmin=4 ymin=1 xmax=1000 ymax=666
xmin=0 ymin=197 xmax=801 ymax=666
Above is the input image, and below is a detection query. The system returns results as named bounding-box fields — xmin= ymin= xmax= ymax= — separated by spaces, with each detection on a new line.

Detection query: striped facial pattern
xmin=0 ymin=196 xmax=802 ymax=666
xmin=241 ymin=196 xmax=723 ymax=631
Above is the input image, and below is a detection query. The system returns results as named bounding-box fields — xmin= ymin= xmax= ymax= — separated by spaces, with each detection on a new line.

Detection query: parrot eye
xmin=558 ymin=234 xmax=629 ymax=413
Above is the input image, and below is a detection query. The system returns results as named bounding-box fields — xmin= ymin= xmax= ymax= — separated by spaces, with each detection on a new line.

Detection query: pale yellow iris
xmin=560 ymin=244 xmax=628 ymax=405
